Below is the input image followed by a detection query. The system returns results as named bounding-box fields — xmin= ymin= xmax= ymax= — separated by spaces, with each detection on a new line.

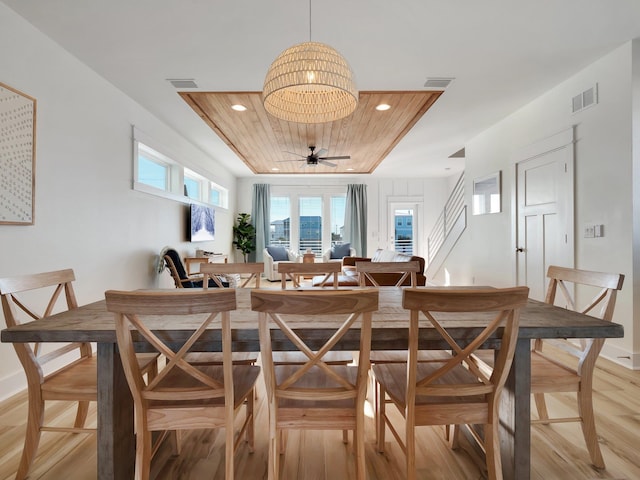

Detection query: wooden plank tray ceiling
xmin=179 ymin=91 xmax=442 ymax=174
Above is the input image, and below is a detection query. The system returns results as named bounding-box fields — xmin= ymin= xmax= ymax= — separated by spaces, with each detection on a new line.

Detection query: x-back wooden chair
xmin=277 ymin=261 xmax=341 ymax=289
xmin=372 ymin=287 xmax=529 ymax=480
xmin=356 ymin=260 xmax=421 ymax=287
xmin=201 ymin=262 xmax=264 ymax=288
xmin=531 ymin=265 xmax=624 ymax=468
xmin=251 ymin=288 xmax=379 ymax=480
xmin=0 ymin=269 xmax=158 ymax=480
xmin=105 ymin=288 xmax=259 ymax=480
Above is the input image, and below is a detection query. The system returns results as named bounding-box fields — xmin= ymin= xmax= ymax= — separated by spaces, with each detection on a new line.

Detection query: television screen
xmin=190 ymin=204 xmax=215 ymax=242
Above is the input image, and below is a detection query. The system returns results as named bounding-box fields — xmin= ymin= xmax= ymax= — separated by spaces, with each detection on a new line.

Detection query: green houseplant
xmin=232 ymin=213 xmax=256 ymax=262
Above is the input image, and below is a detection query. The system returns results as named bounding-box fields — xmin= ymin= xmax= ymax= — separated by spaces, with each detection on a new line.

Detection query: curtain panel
xmin=251 ymin=183 xmax=270 ymax=262
xmin=345 ymin=184 xmax=367 ymax=257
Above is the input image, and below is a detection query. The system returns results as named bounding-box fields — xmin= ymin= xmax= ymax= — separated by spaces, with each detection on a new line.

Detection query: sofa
xmin=340 ymin=248 xmax=427 ymax=286
xmin=263 ymin=246 xmax=301 ymax=282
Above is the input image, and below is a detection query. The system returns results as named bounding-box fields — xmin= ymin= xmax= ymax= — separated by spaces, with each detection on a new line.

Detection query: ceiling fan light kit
xmin=262 ymin=41 xmax=358 ymax=124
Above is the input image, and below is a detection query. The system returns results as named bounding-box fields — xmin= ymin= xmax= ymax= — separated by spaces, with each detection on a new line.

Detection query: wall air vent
xmin=167 ymin=79 xmax=198 ymax=89
xmin=424 ymin=77 xmax=455 ymax=89
xmin=572 ymin=83 xmax=598 ymax=114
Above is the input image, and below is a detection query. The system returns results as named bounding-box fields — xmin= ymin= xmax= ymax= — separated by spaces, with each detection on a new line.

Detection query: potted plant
xmin=232 ymin=213 xmax=256 ymax=262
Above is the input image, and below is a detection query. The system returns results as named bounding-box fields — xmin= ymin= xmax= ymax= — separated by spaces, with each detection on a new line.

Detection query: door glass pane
xmin=394 ymin=208 xmax=414 ymax=254
xmin=299 ymin=197 xmax=322 ymax=256
xmin=330 ymin=195 xmax=346 ymax=246
xmin=270 ymin=196 xmax=290 ymax=248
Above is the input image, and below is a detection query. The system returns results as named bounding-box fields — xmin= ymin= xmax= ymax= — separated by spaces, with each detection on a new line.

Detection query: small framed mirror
xmin=0 ymin=82 xmax=36 ymax=225
xmin=472 ymin=171 xmax=501 ymax=215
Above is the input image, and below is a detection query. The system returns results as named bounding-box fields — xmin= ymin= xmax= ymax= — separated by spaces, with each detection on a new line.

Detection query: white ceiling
xmin=4 ymin=0 xmax=640 ymax=178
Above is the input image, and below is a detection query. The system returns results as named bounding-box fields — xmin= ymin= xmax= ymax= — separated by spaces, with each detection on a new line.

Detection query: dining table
xmin=1 ymin=286 xmax=624 ymax=480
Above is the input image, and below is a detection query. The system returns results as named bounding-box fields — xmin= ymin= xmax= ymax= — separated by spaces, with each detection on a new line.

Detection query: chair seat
xmin=274 ymin=364 xmax=359 ymax=410
xmin=372 ymin=362 xmax=487 ymax=408
xmin=42 ymin=353 xmax=159 ymax=400
xmin=531 ymin=351 xmax=580 ymax=392
xmin=149 ymin=365 xmax=260 ymax=410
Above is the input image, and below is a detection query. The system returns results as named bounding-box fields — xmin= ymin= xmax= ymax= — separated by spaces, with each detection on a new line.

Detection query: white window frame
xmin=132 ymin=129 xmax=228 ymax=210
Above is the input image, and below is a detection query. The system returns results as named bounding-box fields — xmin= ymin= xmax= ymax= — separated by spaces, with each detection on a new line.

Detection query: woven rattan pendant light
xmin=262 ymin=2 xmax=358 ymax=124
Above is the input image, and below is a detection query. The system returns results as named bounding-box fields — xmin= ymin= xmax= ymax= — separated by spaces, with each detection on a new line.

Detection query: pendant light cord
xmin=309 ymin=0 xmax=312 ymax=41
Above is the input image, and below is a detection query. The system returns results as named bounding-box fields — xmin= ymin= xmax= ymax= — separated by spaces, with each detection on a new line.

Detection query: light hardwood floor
xmin=1 ymin=352 xmax=640 ymax=480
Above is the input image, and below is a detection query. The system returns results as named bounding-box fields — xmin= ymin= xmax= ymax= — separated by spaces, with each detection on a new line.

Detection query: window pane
xmin=209 ymin=189 xmax=220 ymax=205
xmin=138 ymin=155 xmax=167 ymax=190
xmin=330 ymin=196 xmax=346 ymax=245
xmin=299 ymin=197 xmax=322 ymax=256
xmin=184 ymin=177 xmax=200 ymax=200
xmin=270 ymin=196 xmax=290 ymax=248
xmin=394 ymin=208 xmax=414 ymax=255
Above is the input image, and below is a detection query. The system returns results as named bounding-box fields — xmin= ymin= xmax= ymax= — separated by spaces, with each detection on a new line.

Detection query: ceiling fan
xmin=284 ymin=146 xmax=351 ymax=167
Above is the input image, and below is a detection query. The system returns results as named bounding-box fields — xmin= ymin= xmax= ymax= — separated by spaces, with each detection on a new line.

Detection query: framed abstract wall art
xmin=0 ymin=82 xmax=36 ymax=225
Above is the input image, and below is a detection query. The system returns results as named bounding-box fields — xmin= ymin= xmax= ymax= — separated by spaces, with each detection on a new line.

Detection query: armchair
xmin=263 ymin=246 xmax=300 ymax=282
xmin=322 ymin=243 xmax=356 ymax=263
xmin=161 ymin=247 xmax=228 ymax=288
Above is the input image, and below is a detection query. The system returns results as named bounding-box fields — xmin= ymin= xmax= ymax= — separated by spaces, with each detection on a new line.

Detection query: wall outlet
xmin=594 ymin=224 xmax=604 ymax=237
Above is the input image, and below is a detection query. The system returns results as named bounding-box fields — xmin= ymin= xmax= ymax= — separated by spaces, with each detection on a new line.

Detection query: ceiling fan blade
xmin=276 ymin=158 xmax=305 ymax=162
xmin=319 ymin=155 xmax=350 ymax=160
xmin=315 ymin=148 xmax=328 ymax=157
xmin=283 ymin=151 xmax=306 ymax=158
xmin=319 ymin=160 xmax=337 ymax=167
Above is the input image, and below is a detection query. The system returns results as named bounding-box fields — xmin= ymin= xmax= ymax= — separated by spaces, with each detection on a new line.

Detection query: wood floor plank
xmin=1 ymin=354 xmax=640 ymax=479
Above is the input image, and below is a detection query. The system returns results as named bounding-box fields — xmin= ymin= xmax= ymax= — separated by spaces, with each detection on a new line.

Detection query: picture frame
xmin=0 ymin=82 xmax=37 ymax=225
xmin=472 ymin=171 xmax=501 ymax=215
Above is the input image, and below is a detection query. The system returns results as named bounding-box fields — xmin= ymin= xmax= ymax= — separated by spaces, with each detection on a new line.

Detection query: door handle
xmin=516 ymin=247 xmax=525 ymax=253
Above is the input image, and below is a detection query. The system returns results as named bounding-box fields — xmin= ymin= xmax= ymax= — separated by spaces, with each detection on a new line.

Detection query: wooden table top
xmin=1 ymin=287 xmax=624 ymax=350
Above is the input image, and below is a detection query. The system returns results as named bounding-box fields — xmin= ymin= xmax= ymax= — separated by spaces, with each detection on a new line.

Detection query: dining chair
xmin=532 ymin=265 xmax=624 ymax=468
xmin=372 ymin=287 xmax=529 ymax=480
xmin=105 ymin=288 xmax=259 ymax=480
xmin=277 ymin=261 xmax=341 ymax=289
xmin=200 ymin=262 xmax=264 ymax=288
xmin=356 ymin=260 xmax=421 ymax=287
xmin=162 ymin=248 xmax=228 ymax=288
xmin=472 ymin=265 xmax=624 ymax=469
xmin=0 ymin=269 xmax=158 ymax=480
xmin=251 ymin=288 xmax=379 ymax=480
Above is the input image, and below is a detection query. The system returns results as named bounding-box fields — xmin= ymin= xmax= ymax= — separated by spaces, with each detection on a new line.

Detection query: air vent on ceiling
xmin=167 ymin=78 xmax=198 ymax=89
xmin=424 ymin=77 xmax=455 ymax=89
xmin=572 ymin=83 xmax=598 ymax=114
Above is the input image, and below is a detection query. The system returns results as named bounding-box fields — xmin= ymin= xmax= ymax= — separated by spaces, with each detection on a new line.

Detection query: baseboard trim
xmin=0 ymin=370 xmax=26 ymax=402
xmin=600 ymin=343 xmax=639 ymax=370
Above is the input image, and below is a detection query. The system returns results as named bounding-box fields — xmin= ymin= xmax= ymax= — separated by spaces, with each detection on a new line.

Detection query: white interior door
xmin=388 ymin=203 xmax=418 ymax=254
xmin=516 ymin=132 xmax=574 ymax=301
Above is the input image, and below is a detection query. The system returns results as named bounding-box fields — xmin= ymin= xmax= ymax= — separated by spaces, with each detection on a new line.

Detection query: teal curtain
xmin=251 ymin=184 xmax=270 ymax=262
xmin=345 ymin=184 xmax=367 ymax=256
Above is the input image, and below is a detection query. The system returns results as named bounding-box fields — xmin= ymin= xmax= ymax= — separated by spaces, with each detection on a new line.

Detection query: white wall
xmin=236 ymin=175 xmax=453 ymax=262
xmin=0 ymin=4 xmax=237 ymax=398
xmin=437 ymin=42 xmax=637 ymax=367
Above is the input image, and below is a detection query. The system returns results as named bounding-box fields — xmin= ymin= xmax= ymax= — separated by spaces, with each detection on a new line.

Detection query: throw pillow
xmin=330 ymin=243 xmax=352 ymax=259
xmin=266 ymin=245 xmax=289 ymax=262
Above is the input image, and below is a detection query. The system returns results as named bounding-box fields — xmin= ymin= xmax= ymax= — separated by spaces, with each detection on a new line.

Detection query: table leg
xmin=97 ymin=343 xmax=135 ymax=480
xmin=500 ymin=337 xmax=531 ymax=480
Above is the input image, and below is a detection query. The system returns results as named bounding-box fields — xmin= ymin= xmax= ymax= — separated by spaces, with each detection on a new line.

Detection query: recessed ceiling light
xmin=231 ymin=104 xmax=247 ymax=111
xmin=376 ymin=104 xmax=391 ymax=111
xmin=346 ymin=168 xmax=354 ymax=171
xmin=271 ymin=167 xmax=280 ymax=171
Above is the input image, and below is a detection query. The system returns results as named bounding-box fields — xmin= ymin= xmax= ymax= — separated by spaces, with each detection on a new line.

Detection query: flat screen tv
xmin=190 ymin=204 xmax=215 ymax=242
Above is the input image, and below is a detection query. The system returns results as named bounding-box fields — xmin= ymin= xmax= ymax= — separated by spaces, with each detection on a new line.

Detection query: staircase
xmin=426 ymin=173 xmax=466 ymax=278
